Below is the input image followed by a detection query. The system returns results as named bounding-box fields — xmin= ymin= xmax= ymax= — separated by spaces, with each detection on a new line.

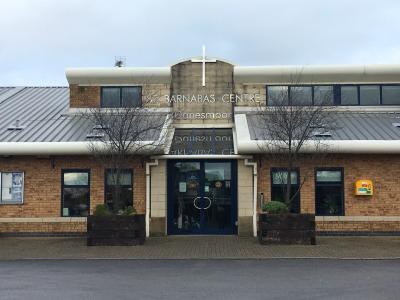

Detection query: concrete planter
xmin=87 ymin=215 xmax=145 ymax=246
xmin=258 ymin=213 xmax=316 ymax=245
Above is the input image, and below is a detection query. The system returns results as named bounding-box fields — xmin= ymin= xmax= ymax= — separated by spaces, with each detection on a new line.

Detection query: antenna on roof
xmin=114 ymin=56 xmax=126 ymax=67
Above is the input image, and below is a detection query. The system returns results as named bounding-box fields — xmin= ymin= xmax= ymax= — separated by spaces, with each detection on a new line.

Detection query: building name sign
xmin=173 ymin=112 xmax=232 ymax=120
xmin=166 ymin=93 xmax=261 ymax=104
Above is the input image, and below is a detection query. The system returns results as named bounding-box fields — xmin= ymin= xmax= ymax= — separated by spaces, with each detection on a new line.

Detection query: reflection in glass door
xmin=167 ymin=160 xmax=237 ymax=235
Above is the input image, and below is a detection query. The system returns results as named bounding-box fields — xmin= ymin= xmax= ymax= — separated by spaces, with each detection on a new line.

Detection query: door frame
xmin=167 ymin=159 xmax=238 ymax=235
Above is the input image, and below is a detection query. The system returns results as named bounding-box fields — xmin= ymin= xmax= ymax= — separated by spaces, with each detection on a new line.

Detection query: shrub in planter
xmin=259 ymin=201 xmax=316 ymax=245
xmin=262 ymin=201 xmax=289 ymax=214
xmin=87 ymin=204 xmax=145 ymax=246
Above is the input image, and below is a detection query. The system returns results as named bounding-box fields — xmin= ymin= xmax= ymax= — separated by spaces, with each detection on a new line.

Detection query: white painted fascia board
xmin=65 ymin=67 xmax=171 ymax=85
xmin=234 ymin=113 xmax=400 ymax=154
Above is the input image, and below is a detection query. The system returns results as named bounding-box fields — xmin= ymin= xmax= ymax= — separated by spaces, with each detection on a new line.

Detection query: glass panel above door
xmin=169 ymin=128 xmax=234 ymax=155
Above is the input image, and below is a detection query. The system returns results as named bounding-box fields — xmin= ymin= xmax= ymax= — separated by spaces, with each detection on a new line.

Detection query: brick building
xmin=1 ymin=52 xmax=400 ymax=236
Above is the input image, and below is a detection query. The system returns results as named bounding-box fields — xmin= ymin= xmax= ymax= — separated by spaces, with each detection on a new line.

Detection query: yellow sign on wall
xmin=355 ymin=180 xmax=373 ymax=196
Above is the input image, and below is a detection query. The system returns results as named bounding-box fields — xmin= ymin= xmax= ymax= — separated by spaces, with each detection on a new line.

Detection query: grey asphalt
xmin=0 ymin=259 xmax=399 ymax=300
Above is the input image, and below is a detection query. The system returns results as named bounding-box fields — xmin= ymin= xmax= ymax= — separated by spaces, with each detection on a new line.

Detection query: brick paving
xmin=0 ymin=236 xmax=400 ymax=260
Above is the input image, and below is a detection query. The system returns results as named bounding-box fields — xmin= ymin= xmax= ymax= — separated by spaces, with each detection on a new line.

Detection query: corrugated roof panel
xmin=246 ymin=112 xmax=400 ymax=141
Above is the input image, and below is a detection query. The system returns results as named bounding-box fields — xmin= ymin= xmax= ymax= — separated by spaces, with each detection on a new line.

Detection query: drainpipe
xmin=244 ymin=158 xmax=257 ymax=237
xmin=145 ymin=159 xmax=159 ymax=238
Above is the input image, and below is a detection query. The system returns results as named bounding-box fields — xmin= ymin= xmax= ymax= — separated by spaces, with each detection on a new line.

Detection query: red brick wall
xmin=0 ymin=155 xmax=146 ymax=218
xmin=258 ymin=154 xmax=400 ymax=216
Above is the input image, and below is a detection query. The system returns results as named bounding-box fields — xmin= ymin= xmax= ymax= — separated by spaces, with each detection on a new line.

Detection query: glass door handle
xmin=193 ymin=197 xmax=202 ymax=209
xmin=203 ymin=197 xmax=212 ymax=210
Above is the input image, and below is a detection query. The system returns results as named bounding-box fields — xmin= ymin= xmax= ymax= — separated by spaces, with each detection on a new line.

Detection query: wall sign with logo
xmin=170 ymin=128 xmax=234 ymax=155
xmin=355 ymin=180 xmax=373 ymax=195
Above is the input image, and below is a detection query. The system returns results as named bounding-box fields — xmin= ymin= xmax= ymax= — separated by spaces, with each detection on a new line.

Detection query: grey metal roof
xmin=0 ymin=87 xmax=164 ymax=143
xmin=247 ymin=112 xmax=400 ymax=140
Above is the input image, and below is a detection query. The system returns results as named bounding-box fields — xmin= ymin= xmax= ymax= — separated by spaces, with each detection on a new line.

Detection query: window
xmin=267 ymin=86 xmax=289 ymax=106
xmin=340 ymin=86 xmax=358 ymax=105
xmin=271 ymin=168 xmax=300 ymax=213
xmin=289 ymin=86 xmax=313 ymax=105
xmin=315 ymin=169 xmax=344 ymax=216
xmin=382 ymin=86 xmax=400 ymax=105
xmin=105 ymin=169 xmax=133 ymax=210
xmin=360 ymin=85 xmax=380 ymax=106
xmin=101 ymin=87 xmax=142 ymax=108
xmin=62 ymin=170 xmax=90 ymax=217
xmin=314 ymin=86 xmax=334 ymax=105
xmin=0 ymin=172 xmax=24 ymax=204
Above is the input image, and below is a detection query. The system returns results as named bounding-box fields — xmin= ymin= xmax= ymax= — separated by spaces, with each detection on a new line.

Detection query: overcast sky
xmin=1 ymin=0 xmax=400 ymax=86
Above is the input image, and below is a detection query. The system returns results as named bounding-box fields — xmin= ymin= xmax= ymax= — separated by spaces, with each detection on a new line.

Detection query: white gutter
xmin=244 ymin=158 xmax=258 ymax=237
xmin=145 ymin=159 xmax=159 ymax=238
xmin=0 ymin=141 xmax=165 ymax=156
xmin=235 ymin=114 xmax=400 ymax=154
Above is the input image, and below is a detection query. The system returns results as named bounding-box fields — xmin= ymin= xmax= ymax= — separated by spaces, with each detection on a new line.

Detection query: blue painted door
xmin=167 ymin=160 xmax=237 ymax=235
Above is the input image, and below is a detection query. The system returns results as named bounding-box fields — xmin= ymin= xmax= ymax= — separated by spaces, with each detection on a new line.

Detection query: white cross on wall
xmin=191 ymin=45 xmax=216 ymax=87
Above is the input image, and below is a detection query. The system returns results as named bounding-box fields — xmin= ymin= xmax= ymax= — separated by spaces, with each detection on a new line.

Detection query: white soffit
xmin=66 ymin=67 xmax=171 ymax=85
xmin=234 ymin=64 xmax=400 ymax=84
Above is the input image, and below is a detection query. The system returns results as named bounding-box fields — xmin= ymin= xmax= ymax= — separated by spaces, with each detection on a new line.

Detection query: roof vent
xmin=7 ymin=120 xmax=24 ymax=131
xmin=86 ymin=125 xmax=106 ymax=139
xmin=86 ymin=132 xmax=105 ymax=139
xmin=392 ymin=123 xmax=400 ymax=128
xmin=313 ymin=131 xmax=332 ymax=137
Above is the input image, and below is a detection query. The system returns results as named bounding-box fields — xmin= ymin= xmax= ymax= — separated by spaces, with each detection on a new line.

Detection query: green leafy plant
xmin=121 ymin=206 xmax=136 ymax=216
xmin=262 ymin=201 xmax=289 ymax=214
xmin=93 ymin=204 xmax=112 ymax=216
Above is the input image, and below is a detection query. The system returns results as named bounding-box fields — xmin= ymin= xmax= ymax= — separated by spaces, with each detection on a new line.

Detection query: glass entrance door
xmin=167 ymin=160 xmax=237 ymax=235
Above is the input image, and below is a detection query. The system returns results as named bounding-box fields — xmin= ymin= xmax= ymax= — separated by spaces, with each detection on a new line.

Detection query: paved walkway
xmin=0 ymin=236 xmax=400 ymax=260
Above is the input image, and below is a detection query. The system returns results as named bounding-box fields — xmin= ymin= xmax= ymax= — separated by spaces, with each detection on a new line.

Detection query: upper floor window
xmin=289 ymin=86 xmax=313 ymax=105
xmin=382 ymin=85 xmax=400 ymax=105
xmin=101 ymin=87 xmax=142 ymax=108
xmin=360 ymin=85 xmax=380 ymax=106
xmin=267 ymin=84 xmax=400 ymax=106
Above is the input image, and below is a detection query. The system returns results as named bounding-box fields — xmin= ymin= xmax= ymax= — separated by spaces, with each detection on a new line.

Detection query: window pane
xmin=106 ymin=170 xmax=132 ymax=186
xmin=314 ymin=86 xmax=334 ymax=105
xmin=1 ymin=172 xmax=24 ymax=203
xmin=316 ymin=186 xmax=343 ymax=216
xmin=290 ymin=86 xmax=312 ymax=105
xmin=101 ymin=87 xmax=120 ymax=107
xmin=64 ymin=172 xmax=89 ymax=186
xmin=105 ymin=186 xmax=133 ymax=209
xmin=272 ymin=171 xmax=298 ymax=184
xmin=382 ymin=86 xmax=400 ymax=105
xmin=122 ymin=87 xmax=141 ymax=107
xmin=105 ymin=170 xmax=133 ymax=210
xmin=340 ymin=86 xmax=358 ymax=105
xmin=62 ymin=187 xmax=89 ymax=217
xmin=360 ymin=85 xmax=380 ymax=106
xmin=316 ymin=170 xmax=342 ymax=182
xmin=267 ymin=86 xmax=289 ymax=106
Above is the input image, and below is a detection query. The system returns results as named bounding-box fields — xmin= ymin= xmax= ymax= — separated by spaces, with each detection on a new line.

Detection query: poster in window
xmin=12 ymin=173 xmax=23 ymax=202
